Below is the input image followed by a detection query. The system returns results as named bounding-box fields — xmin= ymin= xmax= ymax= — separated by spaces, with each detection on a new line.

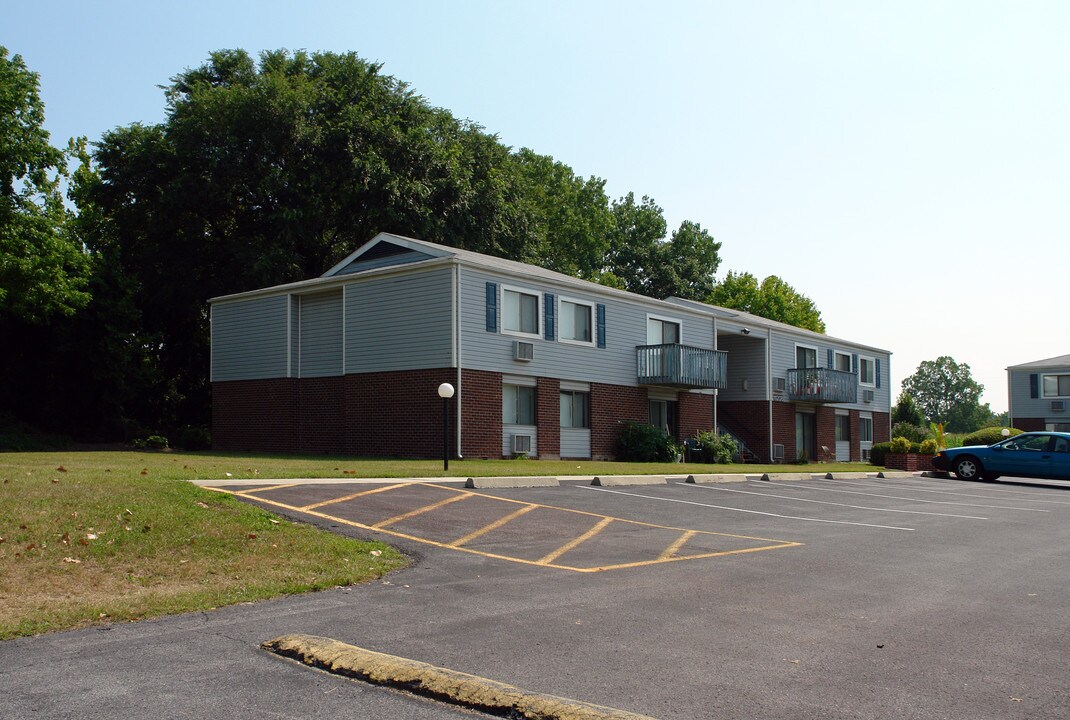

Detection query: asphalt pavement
xmin=2 ymin=473 xmax=1068 ymax=720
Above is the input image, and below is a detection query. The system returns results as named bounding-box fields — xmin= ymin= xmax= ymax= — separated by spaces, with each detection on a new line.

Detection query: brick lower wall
xmin=536 ymin=377 xmax=561 ymax=460
xmin=343 ymin=369 xmax=457 ymax=458
xmin=873 ymin=411 xmax=891 ymax=443
xmin=591 ymin=383 xmax=647 ymax=460
xmin=1013 ymin=417 xmax=1045 ymax=431
xmin=678 ymin=392 xmax=714 ymax=440
xmin=458 ymin=369 xmax=503 ymax=459
xmin=212 ymin=378 xmax=298 ymax=453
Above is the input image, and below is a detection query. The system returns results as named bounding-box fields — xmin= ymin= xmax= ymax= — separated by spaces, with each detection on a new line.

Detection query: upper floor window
xmin=834 ymin=351 xmax=852 ymax=372
xmin=1042 ymin=374 xmax=1070 ymax=398
xmin=502 ymin=287 xmax=539 ymax=337
xmin=560 ymin=299 xmax=593 ymax=344
xmin=859 ymin=356 xmax=876 ymax=386
xmin=648 ymin=316 xmax=680 ymax=345
xmin=796 ymin=345 xmax=818 ymax=369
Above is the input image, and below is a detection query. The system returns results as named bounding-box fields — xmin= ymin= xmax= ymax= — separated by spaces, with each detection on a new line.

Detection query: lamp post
xmin=438 ymin=383 xmax=455 ymax=471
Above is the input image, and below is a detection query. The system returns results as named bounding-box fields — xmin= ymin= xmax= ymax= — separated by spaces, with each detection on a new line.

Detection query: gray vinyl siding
xmin=298 ymin=290 xmax=343 ymax=377
xmin=334 ymin=248 xmax=435 ymax=275
xmin=459 ymin=267 xmax=713 ymax=386
xmin=717 ymin=334 xmax=767 ymax=401
xmin=1009 ymin=367 xmax=1070 ymax=420
xmin=344 ymin=268 xmax=453 ymax=373
xmin=561 ymin=428 xmax=591 ymax=458
xmin=502 ymin=426 xmax=537 ymax=458
xmin=211 ymin=295 xmax=289 ymax=381
xmin=769 ymin=332 xmax=891 ymax=411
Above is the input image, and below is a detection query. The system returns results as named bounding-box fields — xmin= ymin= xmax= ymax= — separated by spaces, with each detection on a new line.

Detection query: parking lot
xmin=4 ymin=472 xmax=1069 ymax=719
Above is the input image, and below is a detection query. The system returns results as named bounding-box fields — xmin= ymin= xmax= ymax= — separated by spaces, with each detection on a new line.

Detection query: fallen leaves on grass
xmin=56 ymin=466 xmax=67 ymax=472
xmin=369 ymin=550 xmax=382 ymax=557
xmin=62 ymin=557 xmax=81 ymax=564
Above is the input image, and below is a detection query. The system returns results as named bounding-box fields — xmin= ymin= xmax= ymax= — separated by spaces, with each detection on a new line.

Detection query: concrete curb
xmin=919 ymin=470 xmax=951 ymax=479
xmin=759 ymin=473 xmax=813 ymax=481
xmin=823 ymin=472 xmax=871 ymax=480
xmin=591 ymin=476 xmax=667 ymax=487
xmin=684 ymin=474 xmax=749 ymax=484
xmin=877 ymin=471 xmax=917 ymax=479
xmin=263 ymin=634 xmax=657 ymax=720
xmin=465 ymin=476 xmax=560 ymax=489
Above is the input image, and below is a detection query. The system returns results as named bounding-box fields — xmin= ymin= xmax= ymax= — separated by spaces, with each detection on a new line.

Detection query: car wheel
xmin=953 ymin=456 xmax=982 ymax=481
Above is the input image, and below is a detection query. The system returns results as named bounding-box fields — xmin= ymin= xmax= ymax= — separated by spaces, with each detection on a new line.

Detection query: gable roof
xmin=1007 ymin=354 xmax=1070 ymax=371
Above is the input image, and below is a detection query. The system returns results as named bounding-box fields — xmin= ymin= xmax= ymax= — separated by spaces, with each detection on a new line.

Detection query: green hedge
xmin=615 ymin=421 xmax=679 ymax=462
xmin=960 ymin=427 xmax=1022 ymax=447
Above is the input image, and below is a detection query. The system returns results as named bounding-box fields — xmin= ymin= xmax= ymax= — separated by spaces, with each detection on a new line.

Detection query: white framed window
xmin=795 ymin=343 xmax=818 ymax=369
xmin=559 ymin=297 xmax=594 ymax=345
xmin=501 ymin=285 xmax=541 ymax=338
xmin=860 ymin=416 xmax=873 ymax=443
xmin=834 ymin=351 xmax=852 ymax=372
xmin=859 ymin=356 xmax=876 ymax=386
xmin=835 ymin=414 xmax=851 ymax=442
xmin=503 ymin=383 xmax=536 ymax=425
xmin=1042 ymin=374 xmax=1070 ymax=398
xmin=560 ymin=391 xmax=590 ymax=428
xmin=646 ymin=315 xmax=681 ymax=345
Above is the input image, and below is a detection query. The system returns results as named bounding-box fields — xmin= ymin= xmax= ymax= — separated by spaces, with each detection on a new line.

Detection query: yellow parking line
xmin=537 ymin=517 xmax=614 ymax=565
xmin=372 ymin=492 xmax=471 ymax=529
xmin=448 ymin=504 xmax=538 ymax=547
xmin=245 ymin=483 xmax=299 ymax=494
xmin=659 ymin=530 xmax=697 ymax=560
xmin=300 ymin=483 xmax=411 ymax=511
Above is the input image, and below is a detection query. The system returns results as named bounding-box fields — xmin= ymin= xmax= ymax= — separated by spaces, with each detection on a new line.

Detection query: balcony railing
xmin=786 ymin=367 xmax=857 ymax=403
xmin=637 ymin=344 xmax=728 ymax=389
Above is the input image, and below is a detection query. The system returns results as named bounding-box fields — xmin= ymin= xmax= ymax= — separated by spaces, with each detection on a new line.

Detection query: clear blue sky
xmin=10 ymin=0 xmax=1070 ymax=412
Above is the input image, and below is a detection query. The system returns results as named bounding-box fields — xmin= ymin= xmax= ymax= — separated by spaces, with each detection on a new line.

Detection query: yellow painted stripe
xmin=300 ymin=482 xmax=411 ymax=511
xmin=537 ymin=516 xmax=614 ymax=565
xmin=372 ymin=492 xmax=471 ymax=529
xmin=448 ymin=504 xmax=538 ymax=547
xmin=245 ymin=483 xmax=299 ymax=494
xmin=658 ymin=530 xmax=697 ymax=560
xmin=205 ymin=486 xmax=803 ymax=574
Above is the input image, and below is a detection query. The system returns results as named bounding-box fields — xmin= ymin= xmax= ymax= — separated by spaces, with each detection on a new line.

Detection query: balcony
xmin=786 ymin=367 xmax=857 ymax=404
xmin=637 ymin=344 xmax=728 ymax=390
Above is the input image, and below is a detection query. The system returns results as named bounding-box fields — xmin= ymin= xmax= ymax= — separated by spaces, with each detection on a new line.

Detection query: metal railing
xmin=636 ymin=344 xmax=728 ymax=389
xmin=786 ymin=367 xmax=857 ymax=403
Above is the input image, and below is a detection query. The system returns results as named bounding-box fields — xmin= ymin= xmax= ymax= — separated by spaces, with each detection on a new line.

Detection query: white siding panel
xmin=502 ymin=426 xmax=537 ymax=457
xmin=561 ymin=428 xmax=591 ymax=458
xmin=211 ymin=296 xmax=289 ymax=381
xmin=344 ymin=268 xmax=453 ymax=373
xmin=299 ymin=290 xmax=343 ymax=377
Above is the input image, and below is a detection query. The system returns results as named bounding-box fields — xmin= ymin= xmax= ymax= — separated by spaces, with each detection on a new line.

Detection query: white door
xmin=835 ymin=413 xmax=850 ymax=462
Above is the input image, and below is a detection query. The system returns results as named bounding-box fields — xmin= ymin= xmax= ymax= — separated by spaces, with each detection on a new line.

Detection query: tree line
xmin=1 ymin=47 xmax=825 ymax=444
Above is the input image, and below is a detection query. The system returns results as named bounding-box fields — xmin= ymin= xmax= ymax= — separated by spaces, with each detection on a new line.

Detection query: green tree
xmin=902 ymin=356 xmax=991 ymax=432
xmin=891 ymin=391 xmax=926 ymax=427
xmin=707 ymin=271 xmax=825 ymax=333
xmin=604 ymin=193 xmax=720 ymax=299
xmin=0 ymin=47 xmax=89 ymax=323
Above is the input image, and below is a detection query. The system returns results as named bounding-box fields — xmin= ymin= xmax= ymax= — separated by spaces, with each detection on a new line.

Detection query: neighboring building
xmin=209 ymin=233 xmax=891 ymax=462
xmin=1007 ymin=354 xmax=1070 ymax=432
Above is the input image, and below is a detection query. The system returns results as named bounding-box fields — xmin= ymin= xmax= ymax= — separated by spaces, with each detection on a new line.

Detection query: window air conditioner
xmin=862 ymin=448 xmax=872 ymax=461
xmin=513 ymin=341 xmax=534 ymax=362
xmin=863 ymin=389 xmax=874 ymax=403
xmin=773 ymin=444 xmax=785 ymax=461
xmin=773 ymin=377 xmax=786 ymax=393
xmin=512 ymin=434 xmax=533 ymax=455
xmin=1051 ymin=400 xmax=1066 ymax=412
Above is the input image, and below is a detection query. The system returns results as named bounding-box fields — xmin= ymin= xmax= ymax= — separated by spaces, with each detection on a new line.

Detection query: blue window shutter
xmin=596 ymin=304 xmax=606 ymax=348
xmin=485 ymin=282 xmax=498 ymax=332
xmin=852 ymin=354 xmax=858 ymax=373
xmin=875 ymin=358 xmax=881 ymax=388
xmin=1030 ymin=373 xmax=1039 ymax=399
xmin=544 ymin=293 xmax=555 ymax=340
xmin=827 ymin=349 xmax=833 ymax=368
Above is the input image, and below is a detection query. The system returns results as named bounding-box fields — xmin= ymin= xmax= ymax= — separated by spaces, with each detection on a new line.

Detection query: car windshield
xmin=1000 ymin=435 xmax=1052 ymax=452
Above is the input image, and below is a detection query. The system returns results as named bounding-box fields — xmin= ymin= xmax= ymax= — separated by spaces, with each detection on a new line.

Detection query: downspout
xmin=453 ymin=262 xmax=463 ymax=458
xmin=767 ymin=330 xmax=773 ymax=463
xmin=712 ymin=316 xmax=718 ymax=433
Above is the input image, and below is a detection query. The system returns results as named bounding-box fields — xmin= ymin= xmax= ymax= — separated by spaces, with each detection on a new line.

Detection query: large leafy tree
xmin=901 ymin=356 xmax=994 ymax=432
xmin=707 ymin=270 xmax=825 ymax=333
xmin=891 ymin=391 xmax=926 ymax=427
xmin=0 ymin=46 xmax=89 ymax=323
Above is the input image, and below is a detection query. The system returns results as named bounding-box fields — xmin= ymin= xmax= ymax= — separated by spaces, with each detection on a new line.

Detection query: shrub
xmin=615 ymin=421 xmax=678 ymax=462
xmin=919 ymin=439 xmax=938 ymax=454
xmin=177 ymin=426 xmax=212 ymax=451
xmin=961 ymin=427 xmax=1022 ymax=447
xmin=133 ymin=435 xmax=170 ymax=450
xmin=891 ymin=422 xmax=930 ymax=443
xmin=694 ymin=431 xmax=737 ymax=464
xmin=868 ymin=442 xmax=893 ymax=466
xmin=889 ymin=436 xmax=913 ymax=454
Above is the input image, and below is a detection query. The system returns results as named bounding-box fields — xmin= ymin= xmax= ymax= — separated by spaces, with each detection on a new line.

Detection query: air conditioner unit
xmin=862 ymin=448 xmax=872 ymax=461
xmin=773 ymin=377 xmax=786 ymax=393
xmin=773 ymin=444 xmax=785 ymax=461
xmin=1051 ymin=400 xmax=1066 ymax=412
xmin=513 ymin=341 xmax=534 ymax=362
xmin=512 ymin=434 xmax=533 ymax=455
xmin=863 ymin=389 xmax=874 ymax=403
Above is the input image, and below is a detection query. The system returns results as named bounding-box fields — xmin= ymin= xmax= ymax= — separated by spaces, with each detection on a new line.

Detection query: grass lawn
xmin=0 ymin=449 xmax=879 ymax=639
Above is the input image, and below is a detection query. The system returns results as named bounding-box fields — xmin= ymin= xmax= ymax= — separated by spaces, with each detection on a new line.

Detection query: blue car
xmin=932 ymin=431 xmax=1070 ymax=481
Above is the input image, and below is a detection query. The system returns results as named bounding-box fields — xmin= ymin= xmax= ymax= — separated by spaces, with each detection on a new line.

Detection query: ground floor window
xmin=860 ymin=416 xmax=873 ymax=443
xmin=503 ymin=384 xmax=535 ymax=425
xmin=835 ymin=414 xmax=851 ymax=442
xmin=560 ymin=391 xmax=590 ymax=428
xmin=649 ymin=400 xmax=678 ymax=437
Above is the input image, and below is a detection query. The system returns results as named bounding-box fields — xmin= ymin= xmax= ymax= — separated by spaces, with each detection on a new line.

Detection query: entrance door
xmin=795 ymin=412 xmax=816 ymax=463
